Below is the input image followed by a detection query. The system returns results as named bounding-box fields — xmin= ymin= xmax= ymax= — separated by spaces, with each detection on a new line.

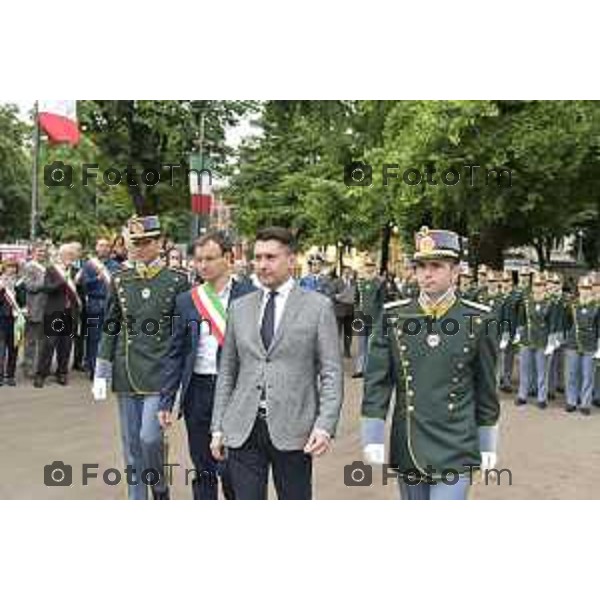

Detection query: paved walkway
xmin=1 ymin=361 xmax=599 ymax=499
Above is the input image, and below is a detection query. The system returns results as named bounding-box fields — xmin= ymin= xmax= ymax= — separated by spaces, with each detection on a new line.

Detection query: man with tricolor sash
xmin=158 ymin=231 xmax=256 ymax=500
xmin=76 ymin=237 xmax=120 ymax=377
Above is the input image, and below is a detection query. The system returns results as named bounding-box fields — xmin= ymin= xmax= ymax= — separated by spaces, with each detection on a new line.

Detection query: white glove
xmin=363 ymin=443 xmax=385 ymax=465
xmin=480 ymin=451 xmax=498 ymax=481
xmin=92 ymin=378 xmax=108 ymax=402
xmin=544 ymin=344 xmax=555 ymax=356
xmin=499 ymin=333 xmax=509 ymax=350
xmin=512 ymin=332 xmax=521 ymax=346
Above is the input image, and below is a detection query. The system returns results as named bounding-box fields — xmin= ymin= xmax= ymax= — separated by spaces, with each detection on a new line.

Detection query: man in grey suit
xmin=210 ymin=227 xmax=343 ymax=499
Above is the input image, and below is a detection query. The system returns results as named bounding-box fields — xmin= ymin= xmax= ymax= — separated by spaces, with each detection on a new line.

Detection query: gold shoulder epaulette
xmin=460 ymin=297 xmax=492 ymax=313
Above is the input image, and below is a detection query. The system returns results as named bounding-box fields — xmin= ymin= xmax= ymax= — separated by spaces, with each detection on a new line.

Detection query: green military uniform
xmin=515 ymin=275 xmax=557 ymax=406
xmin=564 ymin=278 xmax=599 ymax=412
xmin=94 ymin=215 xmax=189 ymax=500
xmin=363 ymin=295 xmax=499 ymax=475
xmin=361 ymin=227 xmax=500 ymax=499
xmin=97 ymin=263 xmax=189 ymax=394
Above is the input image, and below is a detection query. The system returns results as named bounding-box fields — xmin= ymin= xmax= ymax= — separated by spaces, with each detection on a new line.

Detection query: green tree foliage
xmin=0 ymin=104 xmax=31 ymax=241
xmin=229 ymin=100 xmax=600 ymax=268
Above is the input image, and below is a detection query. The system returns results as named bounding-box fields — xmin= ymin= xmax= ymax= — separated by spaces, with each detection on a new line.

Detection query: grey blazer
xmin=22 ymin=262 xmax=47 ymax=323
xmin=211 ymin=283 xmax=344 ymax=451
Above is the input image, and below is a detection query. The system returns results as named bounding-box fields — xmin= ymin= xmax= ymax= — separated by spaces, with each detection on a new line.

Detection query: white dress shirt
xmin=193 ymin=278 xmax=233 ymax=375
xmin=259 ymin=276 xmax=295 ymax=337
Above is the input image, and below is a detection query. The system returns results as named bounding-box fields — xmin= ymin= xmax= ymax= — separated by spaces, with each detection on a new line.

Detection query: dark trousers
xmin=0 ymin=324 xmax=17 ymax=379
xmin=37 ymin=332 xmax=72 ymax=377
xmin=227 ymin=416 xmax=313 ymax=500
xmin=183 ymin=374 xmax=235 ymax=500
xmin=23 ymin=321 xmax=43 ymax=376
xmin=84 ymin=313 xmax=103 ymax=377
xmin=73 ymin=310 xmax=85 ymax=368
xmin=337 ymin=313 xmax=354 ymax=357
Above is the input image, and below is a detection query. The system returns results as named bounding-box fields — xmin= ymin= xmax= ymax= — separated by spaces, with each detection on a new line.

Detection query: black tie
xmin=261 ymin=290 xmax=278 ymax=350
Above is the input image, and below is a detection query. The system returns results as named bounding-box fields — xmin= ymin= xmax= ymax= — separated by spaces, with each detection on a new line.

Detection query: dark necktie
xmin=261 ymin=290 xmax=278 ymax=350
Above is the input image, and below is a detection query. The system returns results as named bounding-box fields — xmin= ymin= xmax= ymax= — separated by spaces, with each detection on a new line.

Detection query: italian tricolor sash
xmin=190 ymin=283 xmax=226 ymax=346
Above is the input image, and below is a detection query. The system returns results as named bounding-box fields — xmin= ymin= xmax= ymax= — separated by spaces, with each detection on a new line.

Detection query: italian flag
xmin=189 ymin=153 xmax=213 ymax=215
xmin=38 ymin=100 xmax=80 ymax=145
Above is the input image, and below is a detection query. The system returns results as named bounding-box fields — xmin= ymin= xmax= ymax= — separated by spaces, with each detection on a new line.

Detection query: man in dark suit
xmin=158 ymin=232 xmax=256 ymax=500
xmin=210 ymin=227 xmax=343 ymax=500
xmin=333 ymin=265 xmax=356 ymax=358
xmin=35 ymin=244 xmax=80 ymax=388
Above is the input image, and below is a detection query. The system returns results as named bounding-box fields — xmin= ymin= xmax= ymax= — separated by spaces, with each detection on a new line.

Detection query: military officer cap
xmin=578 ymin=276 xmax=593 ymax=289
xmin=532 ymin=271 xmax=547 ymax=287
xmin=127 ymin=215 xmax=161 ymax=241
xmin=459 ymin=262 xmax=472 ymax=278
xmin=502 ymin=270 xmax=512 ymax=282
xmin=413 ymin=226 xmax=461 ymax=262
xmin=486 ymin=270 xmax=500 ymax=283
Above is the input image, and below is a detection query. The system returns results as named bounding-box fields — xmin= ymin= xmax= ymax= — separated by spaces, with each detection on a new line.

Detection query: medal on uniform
xmin=141 ymin=288 xmax=151 ymax=299
xmin=426 ymin=333 xmax=440 ymax=348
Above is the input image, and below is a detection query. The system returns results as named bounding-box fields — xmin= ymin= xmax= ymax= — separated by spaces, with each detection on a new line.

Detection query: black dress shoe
xmin=55 ymin=374 xmax=68 ymax=385
xmin=33 ymin=376 xmax=44 ymax=388
xmin=514 ymin=398 xmax=527 ymax=406
xmin=538 ymin=401 xmax=548 ymax=410
xmin=6 ymin=377 xmax=16 ymax=387
xmin=500 ymin=385 xmax=513 ymax=394
xmin=592 ymin=400 xmax=600 ymax=408
xmin=565 ymin=405 xmax=577 ymax=413
xmin=351 ymin=372 xmax=364 ymax=379
xmin=579 ymin=407 xmax=591 ymax=416
xmin=152 ymin=488 xmax=170 ymax=500
xmin=0 ymin=378 xmax=3 ymax=387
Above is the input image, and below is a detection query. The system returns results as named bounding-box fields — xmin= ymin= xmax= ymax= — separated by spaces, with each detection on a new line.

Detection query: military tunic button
xmin=452 ymin=377 xmax=459 ymax=383
xmin=450 ymin=392 xmax=457 ymax=398
xmin=406 ymin=375 xmax=413 ymax=382
xmin=457 ymin=363 xmax=464 ymax=370
xmin=463 ymin=347 xmax=469 ymax=353
xmin=402 ymin=360 xmax=410 ymax=367
xmin=407 ymin=405 xmax=415 ymax=412
xmin=407 ymin=390 xmax=415 ymax=397
xmin=401 ymin=345 xmax=407 ymax=351
xmin=448 ymin=403 xmax=455 ymax=411
xmin=475 ymin=317 xmax=482 ymax=325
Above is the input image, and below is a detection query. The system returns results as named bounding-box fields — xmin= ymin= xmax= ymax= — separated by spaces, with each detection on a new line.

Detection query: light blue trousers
xmin=518 ymin=348 xmax=549 ymax=403
xmin=565 ymin=350 xmax=596 ymax=408
xmin=398 ymin=476 xmax=471 ymax=500
xmin=117 ymin=394 xmax=166 ymax=500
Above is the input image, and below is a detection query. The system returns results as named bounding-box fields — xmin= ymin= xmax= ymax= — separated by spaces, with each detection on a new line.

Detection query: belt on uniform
xmin=192 ymin=373 xmax=218 ymax=382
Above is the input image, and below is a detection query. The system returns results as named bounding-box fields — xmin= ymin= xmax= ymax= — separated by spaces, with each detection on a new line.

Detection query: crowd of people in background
xmin=1 ymin=234 xmax=599 ymax=413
